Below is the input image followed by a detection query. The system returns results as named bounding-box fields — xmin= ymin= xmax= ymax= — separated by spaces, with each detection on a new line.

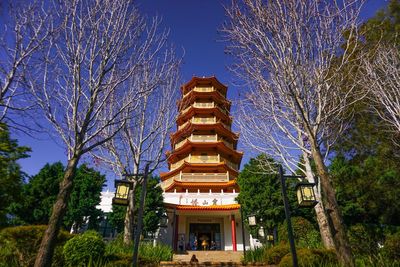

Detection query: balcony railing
xmin=174 ymin=134 xmax=218 ymax=149
xmin=192 ymin=116 xmax=216 ymax=124
xmin=183 ymin=86 xmax=226 ymax=98
xmin=180 ymin=172 xmax=229 ymax=182
xmin=170 ymin=154 xmax=238 ymax=171
xmin=180 ymin=102 xmax=219 ymax=117
xmin=194 ymin=86 xmax=214 ymax=93
xmin=190 ymin=154 xmax=219 ymax=163
xmin=191 ymin=134 xmax=218 ymax=142
xmin=193 ymin=102 xmax=214 ymax=108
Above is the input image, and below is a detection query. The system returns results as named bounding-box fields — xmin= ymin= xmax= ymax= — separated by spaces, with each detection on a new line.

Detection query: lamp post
xmin=112 ymin=163 xmax=150 ymax=267
xmin=278 ymin=164 xmax=317 ymax=267
xmin=240 ymin=206 xmax=247 ymax=257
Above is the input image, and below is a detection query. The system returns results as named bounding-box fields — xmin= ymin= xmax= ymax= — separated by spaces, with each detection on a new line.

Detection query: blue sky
xmin=16 ymin=0 xmax=388 ymax=184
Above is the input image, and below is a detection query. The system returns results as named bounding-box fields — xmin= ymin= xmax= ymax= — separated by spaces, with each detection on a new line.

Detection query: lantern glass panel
xmin=116 ymin=183 xmax=130 ymax=199
xmin=248 ymin=215 xmax=257 ymax=226
xmin=160 ymin=214 xmax=168 ymax=228
xmin=302 ymin=186 xmax=314 ymax=201
xmin=258 ymin=227 xmax=265 ymax=237
xmin=296 ymin=183 xmax=317 ymax=207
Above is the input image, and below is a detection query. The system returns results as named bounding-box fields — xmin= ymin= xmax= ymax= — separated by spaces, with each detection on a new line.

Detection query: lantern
xmin=295 ymin=182 xmax=317 ymax=207
xmin=159 ymin=213 xmax=168 ymax=228
xmin=258 ymin=226 xmax=265 ymax=237
xmin=112 ymin=179 xmax=132 ymax=206
xmin=248 ymin=214 xmax=257 ymax=226
xmin=267 ymin=235 xmax=274 ymax=241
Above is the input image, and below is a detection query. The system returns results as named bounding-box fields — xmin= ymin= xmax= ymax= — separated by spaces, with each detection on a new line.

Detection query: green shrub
xmin=348 ymin=224 xmax=381 ymax=255
xmin=104 ymin=237 xmax=172 ymax=266
xmin=138 ymin=242 xmax=173 ymax=263
xmin=356 ymin=253 xmax=400 ymax=267
xmin=243 ymin=246 xmax=266 ymax=263
xmin=382 ymin=232 xmax=400 ymax=260
xmin=278 ymin=217 xmax=321 ymax=248
xmin=264 ymin=243 xmax=290 ymax=265
xmin=63 ymin=230 xmax=105 ymax=267
xmin=0 ymin=225 xmax=71 ymax=267
xmin=278 ymin=248 xmax=337 ymax=267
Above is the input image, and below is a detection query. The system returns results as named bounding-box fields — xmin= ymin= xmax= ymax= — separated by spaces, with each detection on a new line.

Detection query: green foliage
xmin=0 ymin=225 xmax=71 ymax=267
xmin=64 ymin=164 xmax=105 ymax=230
xmin=63 ymin=230 xmax=105 ymax=267
xmin=331 ymin=0 xmax=400 ymax=231
xmin=11 ymin=162 xmax=105 ymax=230
xmin=0 ymin=123 xmax=30 ymax=227
xmin=237 ymin=155 xmax=315 ymax=240
xmin=331 ymin=155 xmax=400 ymax=227
xmin=242 ymin=246 xmax=266 ymax=263
xmin=264 ymin=243 xmax=290 ymax=265
xmin=237 ymin=155 xmax=284 ymax=235
xmin=347 ymin=224 xmax=382 ymax=256
xmin=278 ymin=217 xmax=321 ymax=248
xmin=382 ymin=232 xmax=400 ymax=260
xmin=138 ymin=242 xmax=173 ymax=263
xmin=108 ymin=176 xmax=164 ymax=236
xmin=278 ymin=248 xmax=337 ymax=267
xmin=103 ymin=236 xmax=171 ymax=267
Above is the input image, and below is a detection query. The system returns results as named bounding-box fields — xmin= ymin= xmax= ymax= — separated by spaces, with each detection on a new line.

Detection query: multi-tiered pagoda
xmin=158 ymin=76 xmax=247 ymax=252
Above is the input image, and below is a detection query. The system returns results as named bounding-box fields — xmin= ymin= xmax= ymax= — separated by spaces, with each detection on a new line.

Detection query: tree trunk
xmin=314 ymin=202 xmax=335 ymax=248
xmin=303 ymin=155 xmax=335 ymax=249
xmin=310 ymin=143 xmax=354 ymax=267
xmin=123 ymin=183 xmax=136 ymax=245
xmin=34 ymin=156 xmax=80 ymax=267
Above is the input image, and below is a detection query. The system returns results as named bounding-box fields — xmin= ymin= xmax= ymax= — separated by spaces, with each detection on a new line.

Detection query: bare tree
xmin=93 ymin=40 xmax=180 ymax=245
xmin=223 ymin=1 xmax=366 ymax=265
xmin=361 ymin=44 xmax=400 ymax=141
xmin=26 ymin=1 xmax=162 ymax=266
xmin=0 ymin=2 xmax=51 ymax=127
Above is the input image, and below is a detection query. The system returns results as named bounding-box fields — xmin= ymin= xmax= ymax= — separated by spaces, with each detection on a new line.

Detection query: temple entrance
xmin=189 ymin=223 xmax=221 ymax=250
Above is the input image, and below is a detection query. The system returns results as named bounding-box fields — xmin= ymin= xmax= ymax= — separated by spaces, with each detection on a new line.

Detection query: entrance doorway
xmin=189 ymin=223 xmax=221 ymax=250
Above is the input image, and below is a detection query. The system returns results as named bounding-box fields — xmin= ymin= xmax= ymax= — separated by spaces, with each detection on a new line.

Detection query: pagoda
xmin=158 ymin=76 xmax=247 ymax=252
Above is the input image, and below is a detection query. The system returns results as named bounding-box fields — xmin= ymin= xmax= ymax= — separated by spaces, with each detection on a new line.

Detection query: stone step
xmin=160 ymin=262 xmax=272 ymax=267
xmin=173 ymin=251 xmax=243 ymax=263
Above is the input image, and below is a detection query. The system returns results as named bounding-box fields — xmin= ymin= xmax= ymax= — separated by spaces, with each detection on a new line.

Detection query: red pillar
xmin=231 ymin=215 xmax=237 ymax=251
xmin=174 ymin=214 xmax=179 ymax=251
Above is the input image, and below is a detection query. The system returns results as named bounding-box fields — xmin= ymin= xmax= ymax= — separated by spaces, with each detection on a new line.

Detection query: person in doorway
xmin=210 ymin=241 xmax=216 ymax=250
xmin=193 ymin=239 xmax=198 ymax=250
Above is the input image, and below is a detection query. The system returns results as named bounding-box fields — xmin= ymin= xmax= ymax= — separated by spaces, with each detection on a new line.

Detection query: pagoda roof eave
xmin=180 ymin=76 xmax=227 ymax=95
